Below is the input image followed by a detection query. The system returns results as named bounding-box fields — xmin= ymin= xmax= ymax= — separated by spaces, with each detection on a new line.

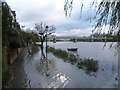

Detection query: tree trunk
xmin=40 ymin=46 xmax=45 ymax=59
xmin=41 ymin=41 xmax=44 ymax=48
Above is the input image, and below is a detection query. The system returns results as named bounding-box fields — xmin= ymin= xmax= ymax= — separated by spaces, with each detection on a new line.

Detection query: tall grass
xmin=48 ymin=47 xmax=69 ymax=59
xmin=77 ymin=58 xmax=98 ymax=72
xmin=48 ymin=47 xmax=99 ymax=73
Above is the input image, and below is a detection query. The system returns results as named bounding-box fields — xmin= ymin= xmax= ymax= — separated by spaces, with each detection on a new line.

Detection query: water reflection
xmin=48 ymin=46 xmax=99 ymax=74
xmin=24 ymin=43 xmax=118 ymax=88
xmin=33 ymin=46 xmax=71 ymax=88
xmin=49 ymin=73 xmax=70 ymax=88
xmin=36 ymin=46 xmax=53 ymax=77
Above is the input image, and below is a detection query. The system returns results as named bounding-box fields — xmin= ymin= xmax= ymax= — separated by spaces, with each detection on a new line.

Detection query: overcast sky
xmin=6 ymin=0 xmax=101 ymax=37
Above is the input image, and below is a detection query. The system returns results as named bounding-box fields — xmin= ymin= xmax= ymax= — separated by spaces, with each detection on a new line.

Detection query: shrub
xmin=77 ymin=58 xmax=98 ymax=72
xmin=48 ymin=47 xmax=99 ymax=73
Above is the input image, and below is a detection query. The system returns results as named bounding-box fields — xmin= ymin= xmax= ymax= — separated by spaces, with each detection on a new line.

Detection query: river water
xmin=24 ymin=42 xmax=118 ymax=88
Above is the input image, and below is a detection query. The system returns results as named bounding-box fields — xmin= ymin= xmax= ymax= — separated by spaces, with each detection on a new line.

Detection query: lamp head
xmin=46 ymin=25 xmax=49 ymax=29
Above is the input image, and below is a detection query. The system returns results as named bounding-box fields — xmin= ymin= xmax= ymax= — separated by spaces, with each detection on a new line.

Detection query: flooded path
xmin=24 ymin=42 xmax=118 ymax=88
xmin=3 ymin=42 xmax=118 ymax=88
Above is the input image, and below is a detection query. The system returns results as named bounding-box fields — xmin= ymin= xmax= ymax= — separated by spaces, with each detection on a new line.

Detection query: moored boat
xmin=67 ymin=48 xmax=78 ymax=51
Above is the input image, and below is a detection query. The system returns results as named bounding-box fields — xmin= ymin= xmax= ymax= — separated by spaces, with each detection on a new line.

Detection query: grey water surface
xmin=24 ymin=42 xmax=118 ymax=88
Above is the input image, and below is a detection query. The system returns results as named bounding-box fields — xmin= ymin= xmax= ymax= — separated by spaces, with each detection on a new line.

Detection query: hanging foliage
xmin=64 ymin=0 xmax=120 ymax=43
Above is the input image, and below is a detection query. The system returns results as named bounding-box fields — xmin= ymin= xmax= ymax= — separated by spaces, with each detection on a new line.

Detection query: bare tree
xmin=34 ymin=22 xmax=55 ymax=47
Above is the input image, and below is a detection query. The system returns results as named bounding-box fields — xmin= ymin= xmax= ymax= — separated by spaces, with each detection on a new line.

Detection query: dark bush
xmin=77 ymin=58 xmax=98 ymax=72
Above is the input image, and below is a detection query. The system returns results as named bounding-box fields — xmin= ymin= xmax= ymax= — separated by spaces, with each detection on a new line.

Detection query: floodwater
xmin=24 ymin=42 xmax=118 ymax=88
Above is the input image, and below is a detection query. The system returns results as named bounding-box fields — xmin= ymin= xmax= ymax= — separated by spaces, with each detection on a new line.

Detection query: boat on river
xmin=67 ymin=48 xmax=78 ymax=51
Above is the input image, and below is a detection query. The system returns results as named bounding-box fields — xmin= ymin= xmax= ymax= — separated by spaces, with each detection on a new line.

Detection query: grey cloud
xmin=6 ymin=0 xmax=98 ymax=36
xmin=19 ymin=5 xmax=56 ymax=23
xmin=56 ymin=18 xmax=93 ymax=32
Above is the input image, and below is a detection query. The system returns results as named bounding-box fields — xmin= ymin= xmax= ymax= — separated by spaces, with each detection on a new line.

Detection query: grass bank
xmin=48 ymin=47 xmax=98 ymax=73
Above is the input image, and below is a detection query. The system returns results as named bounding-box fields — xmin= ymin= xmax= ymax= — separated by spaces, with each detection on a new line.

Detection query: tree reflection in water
xmin=35 ymin=46 xmax=71 ymax=88
xmin=36 ymin=46 xmax=55 ymax=77
xmin=25 ymin=44 xmax=117 ymax=88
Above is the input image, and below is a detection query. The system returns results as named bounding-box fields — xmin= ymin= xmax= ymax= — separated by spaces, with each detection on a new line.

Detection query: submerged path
xmin=3 ymin=44 xmax=118 ymax=88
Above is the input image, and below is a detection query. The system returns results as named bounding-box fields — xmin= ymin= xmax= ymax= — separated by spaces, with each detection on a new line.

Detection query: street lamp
xmin=45 ymin=25 xmax=49 ymax=77
xmin=45 ymin=25 xmax=49 ymax=58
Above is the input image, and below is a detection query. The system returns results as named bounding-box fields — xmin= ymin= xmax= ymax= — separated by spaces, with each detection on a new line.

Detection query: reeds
xmin=48 ymin=47 xmax=99 ymax=73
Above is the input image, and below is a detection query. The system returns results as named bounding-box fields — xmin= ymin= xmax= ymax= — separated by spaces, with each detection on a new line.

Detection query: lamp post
xmin=45 ymin=25 xmax=49 ymax=77
xmin=45 ymin=25 xmax=49 ymax=58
